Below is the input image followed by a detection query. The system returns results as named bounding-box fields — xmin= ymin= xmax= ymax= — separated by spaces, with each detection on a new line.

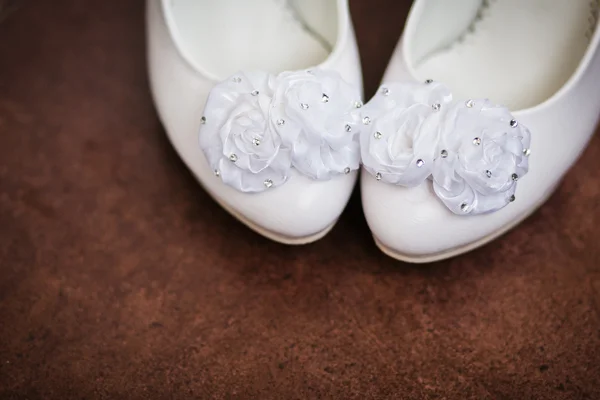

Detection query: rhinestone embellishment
xmin=263 ymin=179 xmax=273 ymax=188
xmin=511 ymin=173 xmax=519 ymax=181
xmin=214 ymin=169 xmax=220 ymax=177
xmin=232 ymin=76 xmax=241 ymax=83
xmin=473 ymin=137 xmax=482 ymax=145
xmin=354 ymin=101 xmax=363 ymax=108
xmin=465 ymin=99 xmax=474 ymax=108
xmin=460 ymin=203 xmax=469 ymax=212
xmin=362 ymin=116 xmax=371 ymax=125
xmin=229 ymin=154 xmax=238 ymax=162
xmin=485 ymin=170 xmax=492 ymax=178
xmin=440 ymin=149 xmax=448 ymax=158
xmin=300 ymin=103 xmax=309 ymax=110
xmin=432 ymin=103 xmax=441 ymax=112
xmin=344 ymin=167 xmax=351 ymax=174
xmin=251 ymin=90 xmax=259 ymax=96
xmin=375 ymin=172 xmax=382 ymax=181
xmin=345 ymin=124 xmax=352 ymax=132
xmin=510 ymin=119 xmax=518 ymax=128
xmin=200 ymin=116 xmax=206 ymax=124
xmin=425 ymin=79 xmax=434 ymax=84
xmin=252 ymin=138 xmax=261 ymax=146
xmin=381 ymin=87 xmax=390 ymax=96
xmin=509 ymin=195 xmax=516 ymax=202
xmin=416 ymin=159 xmax=425 ymax=168
xmin=523 ymin=148 xmax=531 ymax=157
xmin=277 ymin=119 xmax=285 ymax=126
xmin=373 ymin=131 xmax=382 ymax=139
xmin=321 ymin=93 xmax=329 ymax=103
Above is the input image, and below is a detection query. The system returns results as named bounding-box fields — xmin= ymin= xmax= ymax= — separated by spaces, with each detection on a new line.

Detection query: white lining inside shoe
xmin=407 ymin=0 xmax=599 ymax=110
xmin=165 ymin=0 xmax=339 ymax=80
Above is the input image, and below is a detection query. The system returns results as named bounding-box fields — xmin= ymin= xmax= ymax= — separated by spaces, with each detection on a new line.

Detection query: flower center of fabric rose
xmin=386 ymin=116 xmax=419 ymax=161
xmin=231 ymin=112 xmax=270 ymax=157
xmin=482 ymin=139 xmax=505 ymax=163
xmin=390 ymin=130 xmax=413 ymax=156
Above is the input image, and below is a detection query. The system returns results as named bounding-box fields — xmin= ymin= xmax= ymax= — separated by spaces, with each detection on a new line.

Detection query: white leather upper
xmin=363 ymin=0 xmax=600 ymax=257
xmin=146 ymin=0 xmax=362 ymax=239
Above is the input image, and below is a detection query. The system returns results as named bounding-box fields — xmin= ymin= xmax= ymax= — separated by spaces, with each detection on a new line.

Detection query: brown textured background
xmin=1 ymin=1 xmax=599 ymax=399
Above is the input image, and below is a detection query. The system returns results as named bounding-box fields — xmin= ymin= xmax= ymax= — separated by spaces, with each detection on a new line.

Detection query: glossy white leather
xmin=146 ymin=0 xmax=362 ymax=241
xmin=363 ymin=0 xmax=600 ymax=258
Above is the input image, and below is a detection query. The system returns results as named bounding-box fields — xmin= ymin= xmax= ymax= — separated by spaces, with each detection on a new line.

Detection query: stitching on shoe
xmin=439 ymin=0 xmax=596 ymax=52
xmin=455 ymin=0 xmax=496 ymax=45
xmin=275 ymin=0 xmax=333 ymax=52
xmin=432 ymin=0 xmax=498 ymax=55
xmin=587 ymin=0 xmax=600 ymax=41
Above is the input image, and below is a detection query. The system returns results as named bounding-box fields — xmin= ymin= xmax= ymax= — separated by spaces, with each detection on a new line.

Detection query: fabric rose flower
xmin=199 ymin=69 xmax=362 ymax=192
xmin=360 ymin=81 xmax=531 ymax=215
xmin=199 ymin=71 xmax=292 ymax=192
xmin=359 ymin=82 xmax=452 ymax=186
xmin=431 ymin=99 xmax=531 ymax=215
xmin=273 ymin=70 xmax=362 ymax=179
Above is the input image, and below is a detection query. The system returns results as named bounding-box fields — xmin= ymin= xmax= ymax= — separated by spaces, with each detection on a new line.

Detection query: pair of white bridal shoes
xmin=147 ymin=0 xmax=600 ymax=262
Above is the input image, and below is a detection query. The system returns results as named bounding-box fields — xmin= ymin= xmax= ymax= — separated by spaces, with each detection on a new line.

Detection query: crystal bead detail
xmin=200 ymin=116 xmax=206 ymax=124
xmin=465 ymin=99 xmax=474 ymax=108
xmin=373 ymin=131 xmax=382 ymax=139
xmin=345 ymin=124 xmax=352 ymax=132
xmin=344 ymin=167 xmax=351 ymax=174
xmin=510 ymin=119 xmax=518 ymax=128
xmin=321 ymin=93 xmax=329 ymax=103
xmin=473 ymin=137 xmax=482 ymax=145
xmin=251 ymin=90 xmax=259 ymax=96
xmin=485 ymin=170 xmax=492 ymax=178
xmin=229 ymin=154 xmax=238 ymax=162
xmin=214 ymin=169 xmax=220 ymax=177
xmin=511 ymin=173 xmax=519 ymax=181
xmin=440 ymin=149 xmax=448 ymax=158
xmin=381 ymin=87 xmax=390 ymax=96
xmin=252 ymin=138 xmax=261 ymax=146
xmin=509 ymin=195 xmax=516 ymax=202
xmin=432 ymin=103 xmax=441 ymax=112
xmin=354 ymin=101 xmax=363 ymax=108
xmin=362 ymin=116 xmax=371 ymax=125
xmin=263 ymin=179 xmax=273 ymax=188
xmin=523 ymin=148 xmax=531 ymax=157
xmin=300 ymin=103 xmax=309 ymax=110
xmin=460 ymin=203 xmax=469 ymax=212
xmin=416 ymin=159 xmax=424 ymax=168
xmin=425 ymin=79 xmax=434 ymax=84
xmin=375 ymin=172 xmax=382 ymax=181
xmin=277 ymin=119 xmax=285 ymax=126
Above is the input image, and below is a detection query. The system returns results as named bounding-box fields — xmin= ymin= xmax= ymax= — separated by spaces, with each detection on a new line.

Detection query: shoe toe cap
xmin=205 ymin=167 xmax=357 ymax=243
xmin=361 ymin=169 xmax=523 ymax=261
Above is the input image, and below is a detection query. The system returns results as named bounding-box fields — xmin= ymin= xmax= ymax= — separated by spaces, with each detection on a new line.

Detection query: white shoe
xmin=360 ymin=0 xmax=600 ymax=262
xmin=146 ymin=0 xmax=363 ymax=244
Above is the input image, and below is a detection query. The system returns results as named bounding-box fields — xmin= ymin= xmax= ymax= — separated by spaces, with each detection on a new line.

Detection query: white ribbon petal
xmin=199 ymin=69 xmax=362 ymax=192
xmin=361 ymin=82 xmax=531 ymax=215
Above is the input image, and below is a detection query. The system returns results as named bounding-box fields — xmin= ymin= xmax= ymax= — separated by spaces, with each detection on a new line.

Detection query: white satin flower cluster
xmin=360 ymin=82 xmax=531 ymax=215
xmin=199 ymin=70 xmax=362 ymax=192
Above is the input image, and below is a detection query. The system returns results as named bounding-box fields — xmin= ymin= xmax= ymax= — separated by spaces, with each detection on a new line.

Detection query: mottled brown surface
xmin=1 ymin=1 xmax=599 ymax=399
